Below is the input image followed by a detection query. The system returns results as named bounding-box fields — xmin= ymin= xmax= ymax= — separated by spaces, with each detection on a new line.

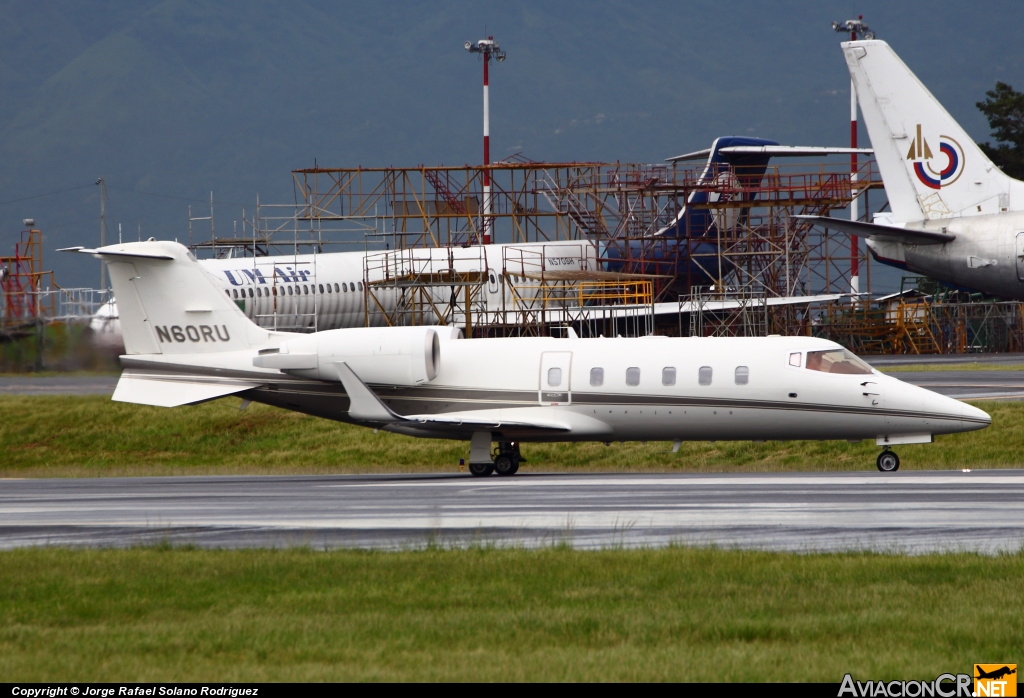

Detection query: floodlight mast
xmin=464 ymin=37 xmax=506 ymax=244
xmin=832 ymin=16 xmax=874 ymax=295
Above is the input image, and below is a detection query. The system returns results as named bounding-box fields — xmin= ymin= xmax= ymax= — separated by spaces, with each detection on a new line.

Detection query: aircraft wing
xmin=113 ymin=369 xmax=263 ymax=407
xmin=795 ymin=215 xmax=955 ymax=244
xmin=335 ymin=362 xmax=570 ymax=433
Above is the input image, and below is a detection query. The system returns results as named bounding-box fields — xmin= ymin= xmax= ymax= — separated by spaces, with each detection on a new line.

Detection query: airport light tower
xmin=832 ymin=16 xmax=874 ymax=294
xmin=464 ymin=36 xmax=506 ymax=244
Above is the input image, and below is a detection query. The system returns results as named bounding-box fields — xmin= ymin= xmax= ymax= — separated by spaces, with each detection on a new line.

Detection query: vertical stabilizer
xmin=843 ymin=40 xmax=1024 ymax=221
xmin=88 ymin=240 xmax=271 ymax=355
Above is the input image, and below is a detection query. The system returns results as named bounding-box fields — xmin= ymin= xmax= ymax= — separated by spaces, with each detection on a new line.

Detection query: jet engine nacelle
xmin=255 ymin=326 xmax=444 ymax=386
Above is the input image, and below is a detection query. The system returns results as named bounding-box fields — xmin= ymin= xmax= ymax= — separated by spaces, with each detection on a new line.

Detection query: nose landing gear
xmin=876 ymin=448 xmax=900 ymax=472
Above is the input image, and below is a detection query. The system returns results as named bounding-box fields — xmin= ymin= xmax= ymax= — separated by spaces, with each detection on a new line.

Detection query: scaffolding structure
xmin=816 ymin=297 xmax=1024 ymax=355
xmin=220 ymin=159 xmax=878 ymax=337
xmin=1 ymin=225 xmax=55 ymax=339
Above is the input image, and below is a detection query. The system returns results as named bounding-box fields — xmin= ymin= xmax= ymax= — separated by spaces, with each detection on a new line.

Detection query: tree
xmin=976 ymin=81 xmax=1024 ymax=179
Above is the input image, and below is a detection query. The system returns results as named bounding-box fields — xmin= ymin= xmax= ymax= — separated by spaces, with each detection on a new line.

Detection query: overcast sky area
xmin=0 ymin=0 xmax=1020 ymax=292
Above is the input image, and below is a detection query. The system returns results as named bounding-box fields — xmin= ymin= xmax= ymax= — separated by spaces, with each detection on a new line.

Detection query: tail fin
xmin=84 ymin=240 xmax=270 ymax=355
xmin=660 ymin=136 xmax=779 ymax=236
xmin=843 ymin=40 xmax=1024 ymax=221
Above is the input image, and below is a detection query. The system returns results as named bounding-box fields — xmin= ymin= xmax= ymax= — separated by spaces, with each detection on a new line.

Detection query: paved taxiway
xmin=2 ymin=471 xmax=1022 ymax=554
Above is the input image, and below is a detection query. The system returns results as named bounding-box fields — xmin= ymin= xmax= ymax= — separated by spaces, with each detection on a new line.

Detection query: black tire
xmin=494 ymin=454 xmax=518 ymax=476
xmin=876 ymin=451 xmax=900 ymax=472
xmin=469 ymin=461 xmax=494 ymax=477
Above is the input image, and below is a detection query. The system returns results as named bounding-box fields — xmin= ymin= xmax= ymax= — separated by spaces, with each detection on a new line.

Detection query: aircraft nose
xmin=959 ymin=401 xmax=991 ymax=431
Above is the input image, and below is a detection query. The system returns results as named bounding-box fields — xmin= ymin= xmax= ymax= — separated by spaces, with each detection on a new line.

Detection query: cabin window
xmin=303 ymin=285 xmax=309 ymax=295
xmin=735 ymin=366 xmax=749 ymax=385
xmin=319 ymin=284 xmax=324 ymax=294
xmin=789 ymin=352 xmax=801 ymax=367
xmin=698 ymin=366 xmax=712 ymax=386
xmin=342 ymin=282 xmax=347 ymax=292
xmin=232 ymin=289 xmax=238 ymax=299
xmin=225 ymin=290 xmax=230 ymax=297
xmin=287 ymin=286 xmax=293 ymax=296
xmin=662 ymin=367 xmax=676 ymax=386
xmin=626 ymin=367 xmax=640 ymax=387
xmin=358 ymin=282 xmax=363 ymax=291
xmin=351 ymin=282 xmax=357 ymax=292
xmin=590 ymin=367 xmax=604 ymax=387
xmin=272 ymin=287 xmax=277 ymax=296
xmin=326 ymin=284 xmax=331 ymax=294
xmin=334 ymin=283 xmax=340 ymax=293
xmin=805 ymin=349 xmax=873 ymax=375
xmin=547 ymin=367 xmax=562 ymax=387
xmin=248 ymin=288 xmax=254 ymax=298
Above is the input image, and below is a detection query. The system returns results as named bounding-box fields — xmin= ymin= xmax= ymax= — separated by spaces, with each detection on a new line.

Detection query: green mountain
xmin=0 ymin=0 xmax=1020 ymax=290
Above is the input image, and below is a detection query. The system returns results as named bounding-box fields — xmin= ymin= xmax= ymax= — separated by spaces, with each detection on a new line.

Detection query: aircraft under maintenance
xmin=89 ymin=134 xmax=867 ymax=346
xmin=801 ymin=39 xmax=1024 ymax=299
xmin=73 ymin=239 xmax=990 ymax=474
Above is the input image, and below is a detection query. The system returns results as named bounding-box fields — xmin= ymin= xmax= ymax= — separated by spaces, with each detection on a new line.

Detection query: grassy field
xmin=0 ymin=394 xmax=1015 ymax=476
xmin=877 ymin=362 xmax=1024 ymax=372
xmin=1 ymin=546 xmax=1020 ymax=682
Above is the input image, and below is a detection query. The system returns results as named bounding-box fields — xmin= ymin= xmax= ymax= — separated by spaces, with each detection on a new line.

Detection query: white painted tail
xmin=90 ymin=240 xmax=271 ymax=355
xmin=843 ymin=40 xmax=1024 ymax=222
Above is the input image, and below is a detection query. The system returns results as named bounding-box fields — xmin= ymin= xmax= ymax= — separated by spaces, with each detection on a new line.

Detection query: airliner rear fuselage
xmin=868 ymin=212 xmax=1024 ymax=299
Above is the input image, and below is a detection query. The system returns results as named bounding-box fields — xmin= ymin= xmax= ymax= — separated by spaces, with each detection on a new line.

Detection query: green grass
xmin=877 ymin=363 xmax=1024 ymax=373
xmin=0 ymin=395 xmax=1012 ymax=476
xmin=0 ymin=546 xmax=1019 ymax=682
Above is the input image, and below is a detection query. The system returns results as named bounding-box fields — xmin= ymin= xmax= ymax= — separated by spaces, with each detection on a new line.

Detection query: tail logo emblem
xmin=907 ymin=124 xmax=964 ymax=190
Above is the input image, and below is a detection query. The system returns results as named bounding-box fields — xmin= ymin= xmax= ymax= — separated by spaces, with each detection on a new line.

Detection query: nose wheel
xmin=876 ymin=448 xmax=900 ymax=472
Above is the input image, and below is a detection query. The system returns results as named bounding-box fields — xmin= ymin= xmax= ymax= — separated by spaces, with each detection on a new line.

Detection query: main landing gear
xmin=876 ymin=447 xmax=900 ymax=472
xmin=468 ymin=437 xmax=524 ymax=477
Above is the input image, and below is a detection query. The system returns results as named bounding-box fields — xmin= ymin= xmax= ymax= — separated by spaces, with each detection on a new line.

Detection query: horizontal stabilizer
xmin=668 ymin=145 xmax=873 ymax=162
xmin=71 ymin=246 xmax=175 ymax=260
xmin=795 ymin=216 xmax=955 ymax=244
xmin=112 ymin=369 xmax=261 ymax=407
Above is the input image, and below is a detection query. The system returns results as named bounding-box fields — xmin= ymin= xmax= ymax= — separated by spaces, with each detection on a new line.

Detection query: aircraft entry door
xmin=1016 ymin=232 xmax=1024 ymax=282
xmin=539 ymin=352 xmax=572 ymax=405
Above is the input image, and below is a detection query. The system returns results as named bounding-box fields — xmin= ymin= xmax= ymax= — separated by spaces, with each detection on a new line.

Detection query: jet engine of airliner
xmin=254 ymin=325 xmax=454 ymax=386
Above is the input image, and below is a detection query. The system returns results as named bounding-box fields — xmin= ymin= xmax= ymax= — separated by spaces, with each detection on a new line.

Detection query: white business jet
xmin=801 ymin=40 xmax=1024 ymax=299
xmin=74 ymin=240 xmax=989 ymax=474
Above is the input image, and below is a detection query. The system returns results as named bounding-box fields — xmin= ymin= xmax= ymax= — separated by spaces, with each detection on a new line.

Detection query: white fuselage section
xmin=93 ymin=241 xmax=599 ymax=339
xmin=867 ymin=212 xmax=1024 ymax=299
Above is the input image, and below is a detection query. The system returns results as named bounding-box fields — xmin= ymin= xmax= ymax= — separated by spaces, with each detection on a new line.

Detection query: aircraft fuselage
xmin=867 ymin=212 xmax=1024 ymax=299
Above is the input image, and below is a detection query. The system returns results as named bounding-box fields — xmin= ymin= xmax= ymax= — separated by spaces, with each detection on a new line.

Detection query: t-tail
xmin=843 ymin=39 xmax=1024 ymax=222
xmin=74 ymin=240 xmax=279 ymax=406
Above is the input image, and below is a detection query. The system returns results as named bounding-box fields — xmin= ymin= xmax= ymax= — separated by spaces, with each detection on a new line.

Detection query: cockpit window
xmin=805 ymin=349 xmax=873 ymax=375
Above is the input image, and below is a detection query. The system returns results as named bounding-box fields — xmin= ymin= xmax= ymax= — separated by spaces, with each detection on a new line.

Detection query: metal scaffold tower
xmin=1 ymin=222 xmax=55 ymax=339
xmin=270 ymin=158 xmax=881 ymax=337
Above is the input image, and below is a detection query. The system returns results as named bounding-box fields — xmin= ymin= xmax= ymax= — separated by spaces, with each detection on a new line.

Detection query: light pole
xmin=96 ymin=177 xmax=107 ymax=290
xmin=832 ymin=16 xmax=874 ymax=294
xmin=464 ymin=37 xmax=506 ymax=244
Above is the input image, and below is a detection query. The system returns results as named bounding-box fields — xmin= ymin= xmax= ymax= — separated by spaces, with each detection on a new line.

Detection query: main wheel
xmin=876 ymin=450 xmax=900 ymax=472
xmin=494 ymin=454 xmax=519 ymax=476
xmin=469 ymin=461 xmax=494 ymax=477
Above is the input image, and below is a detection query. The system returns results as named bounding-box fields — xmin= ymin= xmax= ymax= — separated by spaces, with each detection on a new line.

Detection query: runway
xmin=2 ymin=471 xmax=1022 ymax=554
